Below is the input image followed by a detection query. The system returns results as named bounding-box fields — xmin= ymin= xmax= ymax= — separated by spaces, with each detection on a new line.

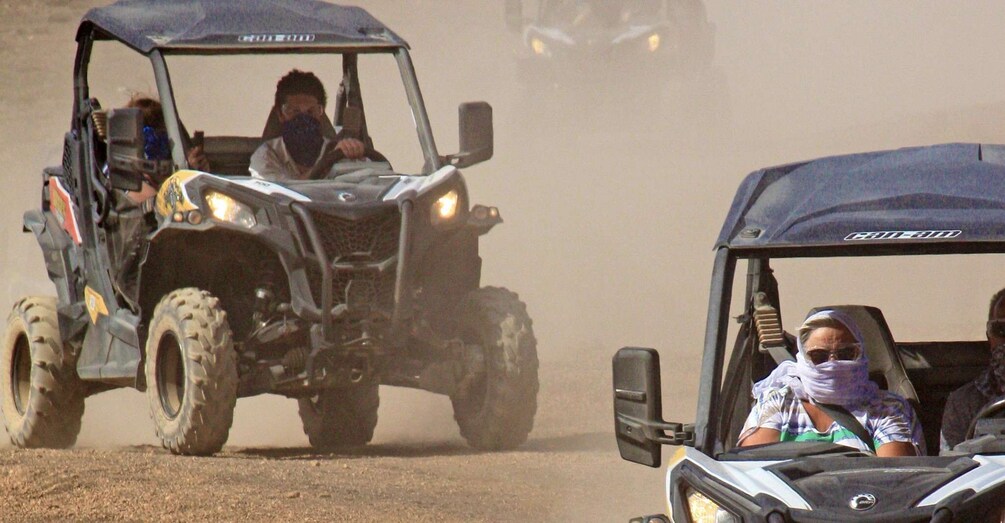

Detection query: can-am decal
xmin=844 ymin=230 xmax=962 ymax=241
xmin=49 ymin=177 xmax=81 ymax=244
xmin=239 ymin=34 xmax=316 ymax=43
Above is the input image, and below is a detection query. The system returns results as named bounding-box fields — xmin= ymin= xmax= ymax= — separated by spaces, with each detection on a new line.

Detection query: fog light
xmin=187 ymin=210 xmax=203 ymax=225
xmin=648 ymin=33 xmax=661 ymax=53
xmin=172 ymin=212 xmax=184 ymax=223
xmin=531 ymin=37 xmax=547 ymax=55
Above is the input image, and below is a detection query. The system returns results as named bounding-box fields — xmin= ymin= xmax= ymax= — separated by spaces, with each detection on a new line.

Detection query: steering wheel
xmin=965 ymin=397 xmax=1005 ymax=441
xmin=309 ymin=146 xmax=390 ymax=180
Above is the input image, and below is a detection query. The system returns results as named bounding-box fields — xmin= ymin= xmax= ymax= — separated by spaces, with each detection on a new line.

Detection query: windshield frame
xmin=697 ymin=246 xmax=1005 ymax=457
xmin=141 ymin=46 xmax=441 ymax=175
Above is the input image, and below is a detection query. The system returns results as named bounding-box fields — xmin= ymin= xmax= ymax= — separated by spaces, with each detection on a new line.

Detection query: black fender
xmin=23 ymin=209 xmax=89 ymax=344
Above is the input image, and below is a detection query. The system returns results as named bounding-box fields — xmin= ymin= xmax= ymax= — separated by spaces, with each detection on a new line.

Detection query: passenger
xmin=940 ymin=288 xmax=1005 ymax=451
xmin=116 ymin=95 xmax=209 ymax=205
xmin=738 ymin=309 xmax=923 ymax=456
xmin=249 ymin=69 xmax=366 ymax=180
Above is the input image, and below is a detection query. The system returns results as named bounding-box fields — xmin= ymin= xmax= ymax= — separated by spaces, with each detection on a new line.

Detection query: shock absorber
xmin=252 ymin=259 xmax=278 ymax=329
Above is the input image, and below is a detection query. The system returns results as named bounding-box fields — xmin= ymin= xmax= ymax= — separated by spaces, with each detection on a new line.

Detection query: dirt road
xmin=4 ymin=1 xmax=1005 ymax=521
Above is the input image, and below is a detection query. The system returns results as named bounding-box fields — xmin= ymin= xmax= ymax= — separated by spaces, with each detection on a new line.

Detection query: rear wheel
xmin=145 ymin=288 xmax=237 ymax=455
xmin=452 ymin=287 xmax=539 ymax=450
xmin=0 ymin=296 xmax=84 ymax=448
xmin=298 ymin=383 xmax=379 ymax=450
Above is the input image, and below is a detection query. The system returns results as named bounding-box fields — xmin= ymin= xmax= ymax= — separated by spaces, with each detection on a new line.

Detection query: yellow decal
xmin=155 ymin=170 xmax=201 ymax=218
xmin=84 ymin=286 xmax=109 ymax=324
xmin=668 ymin=446 xmax=687 ymax=468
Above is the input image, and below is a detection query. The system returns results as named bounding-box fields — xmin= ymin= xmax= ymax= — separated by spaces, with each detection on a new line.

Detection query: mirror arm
xmin=617 ymin=412 xmax=695 ymax=446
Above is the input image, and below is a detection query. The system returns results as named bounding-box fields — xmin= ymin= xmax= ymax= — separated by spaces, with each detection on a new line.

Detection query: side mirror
xmin=106 ymin=108 xmax=172 ymax=191
xmin=613 ymin=347 xmax=693 ymax=467
xmin=448 ymin=102 xmax=493 ymax=169
xmin=504 ymin=0 xmax=524 ymax=33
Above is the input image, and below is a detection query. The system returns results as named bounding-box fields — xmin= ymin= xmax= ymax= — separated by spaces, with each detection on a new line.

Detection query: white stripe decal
xmin=673 ymin=448 xmax=811 ymax=510
xmin=382 ymin=166 xmax=457 ymax=202
xmin=220 ymin=177 xmax=311 ymax=202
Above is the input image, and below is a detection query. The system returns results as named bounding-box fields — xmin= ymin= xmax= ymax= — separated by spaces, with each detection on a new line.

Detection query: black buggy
xmin=1 ymin=0 xmax=539 ymax=455
xmin=614 ymin=144 xmax=1005 ymax=522
xmin=503 ymin=0 xmax=716 ymax=92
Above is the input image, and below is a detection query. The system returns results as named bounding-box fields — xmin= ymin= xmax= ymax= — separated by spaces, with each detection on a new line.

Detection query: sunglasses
xmin=281 ymin=102 xmax=325 ymax=119
xmin=805 ymin=343 xmax=861 ymax=366
xmin=988 ymin=320 xmax=1005 ymax=339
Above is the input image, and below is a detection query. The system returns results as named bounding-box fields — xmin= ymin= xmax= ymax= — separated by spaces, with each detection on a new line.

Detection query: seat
xmin=808 ymin=305 xmax=920 ymax=406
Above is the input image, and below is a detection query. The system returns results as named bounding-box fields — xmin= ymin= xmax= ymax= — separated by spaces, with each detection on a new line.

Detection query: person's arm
xmin=335 ymin=137 xmax=366 ymax=159
xmin=877 ymin=441 xmax=916 ymax=457
xmin=739 ymin=428 xmax=781 ymax=447
xmin=187 ymin=145 xmax=210 ymax=171
xmin=870 ymin=393 xmax=926 ymax=456
xmin=249 ymin=140 xmax=285 ymax=180
xmin=736 ymin=388 xmax=786 ymax=447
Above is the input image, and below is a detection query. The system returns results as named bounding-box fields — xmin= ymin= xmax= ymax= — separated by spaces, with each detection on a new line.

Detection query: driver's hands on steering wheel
xmin=335 ymin=138 xmax=366 ymax=160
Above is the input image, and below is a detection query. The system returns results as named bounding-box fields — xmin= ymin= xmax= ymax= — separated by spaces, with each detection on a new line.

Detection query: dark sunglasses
xmin=805 ymin=343 xmax=861 ymax=366
xmin=988 ymin=320 xmax=1005 ymax=339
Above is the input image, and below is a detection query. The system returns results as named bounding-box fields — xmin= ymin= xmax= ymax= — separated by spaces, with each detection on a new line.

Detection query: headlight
xmin=205 ymin=190 xmax=256 ymax=228
xmin=531 ymin=37 xmax=548 ymax=55
xmin=431 ymin=189 xmax=460 ymax=224
xmin=648 ymin=33 xmax=661 ymax=52
xmin=685 ymin=488 xmax=740 ymax=523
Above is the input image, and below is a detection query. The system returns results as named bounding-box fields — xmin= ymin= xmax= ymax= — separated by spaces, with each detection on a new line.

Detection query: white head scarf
xmin=752 ymin=309 xmax=878 ymax=407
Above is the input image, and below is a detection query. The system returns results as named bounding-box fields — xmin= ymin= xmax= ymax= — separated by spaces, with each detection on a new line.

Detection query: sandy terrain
xmin=3 ymin=0 xmax=1005 ymax=521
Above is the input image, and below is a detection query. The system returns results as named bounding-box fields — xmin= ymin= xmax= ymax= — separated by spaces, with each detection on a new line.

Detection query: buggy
xmin=613 ymin=143 xmax=1005 ymax=521
xmin=1 ymin=0 xmax=539 ymax=456
xmin=503 ymin=0 xmax=715 ymax=91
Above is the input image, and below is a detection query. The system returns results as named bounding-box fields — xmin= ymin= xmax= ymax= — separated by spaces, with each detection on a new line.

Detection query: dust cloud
xmin=4 ymin=0 xmax=1005 ymax=519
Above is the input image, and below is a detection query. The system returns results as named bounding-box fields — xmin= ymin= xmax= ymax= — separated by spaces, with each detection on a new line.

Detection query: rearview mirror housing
xmin=447 ymin=101 xmax=493 ymax=169
xmin=106 ymin=108 xmax=146 ymax=191
xmin=106 ymin=108 xmax=173 ymax=191
xmin=613 ymin=347 xmax=693 ymax=467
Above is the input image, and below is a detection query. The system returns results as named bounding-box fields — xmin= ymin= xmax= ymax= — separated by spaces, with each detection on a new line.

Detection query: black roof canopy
xmin=78 ymin=0 xmax=408 ymax=54
xmin=717 ymin=143 xmax=1005 ymax=255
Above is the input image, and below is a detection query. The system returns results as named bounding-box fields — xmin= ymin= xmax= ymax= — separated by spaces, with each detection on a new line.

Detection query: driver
xmin=940 ymin=288 xmax=1005 ymax=451
xmin=249 ymin=69 xmax=366 ymax=180
xmin=738 ymin=309 xmax=923 ymax=456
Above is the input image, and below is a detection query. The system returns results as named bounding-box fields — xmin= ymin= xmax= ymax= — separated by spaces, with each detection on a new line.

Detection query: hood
xmin=767 ymin=455 xmax=976 ymax=517
xmin=279 ymin=174 xmax=401 ymax=206
xmin=673 ymin=447 xmax=1005 ymax=521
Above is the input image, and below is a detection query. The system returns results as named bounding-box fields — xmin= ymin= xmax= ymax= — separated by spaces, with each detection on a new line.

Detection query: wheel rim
xmin=156 ymin=333 xmax=185 ymax=420
xmin=10 ymin=334 xmax=31 ymax=416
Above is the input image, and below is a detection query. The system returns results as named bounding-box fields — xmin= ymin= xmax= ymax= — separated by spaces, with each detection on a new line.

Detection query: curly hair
xmin=989 ymin=288 xmax=1005 ymax=320
xmin=126 ymin=95 xmax=165 ymax=129
xmin=274 ymin=69 xmax=327 ymax=108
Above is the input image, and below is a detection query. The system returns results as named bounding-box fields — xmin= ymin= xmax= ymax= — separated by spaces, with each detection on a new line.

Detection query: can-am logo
xmin=239 ymin=34 xmax=316 ymax=43
xmin=844 ymin=230 xmax=962 ymax=241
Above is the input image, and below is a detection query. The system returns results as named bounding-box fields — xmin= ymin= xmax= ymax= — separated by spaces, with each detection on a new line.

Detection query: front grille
xmin=304 ymin=209 xmax=400 ymax=314
xmin=310 ymin=210 xmax=400 ymax=262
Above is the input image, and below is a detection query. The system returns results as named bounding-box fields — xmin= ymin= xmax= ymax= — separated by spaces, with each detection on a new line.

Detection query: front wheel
xmin=145 ymin=288 xmax=237 ymax=455
xmin=298 ymin=383 xmax=379 ymax=450
xmin=0 ymin=297 xmax=84 ymax=448
xmin=451 ymin=287 xmax=539 ymax=450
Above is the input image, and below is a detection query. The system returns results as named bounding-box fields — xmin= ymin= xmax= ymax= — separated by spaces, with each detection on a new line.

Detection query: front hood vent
xmin=768 ymin=456 xmax=977 ymax=517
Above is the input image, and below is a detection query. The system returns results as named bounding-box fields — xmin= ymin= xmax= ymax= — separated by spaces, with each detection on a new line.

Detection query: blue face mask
xmin=281 ymin=113 xmax=324 ymax=167
xmin=142 ymin=126 xmax=171 ymax=161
